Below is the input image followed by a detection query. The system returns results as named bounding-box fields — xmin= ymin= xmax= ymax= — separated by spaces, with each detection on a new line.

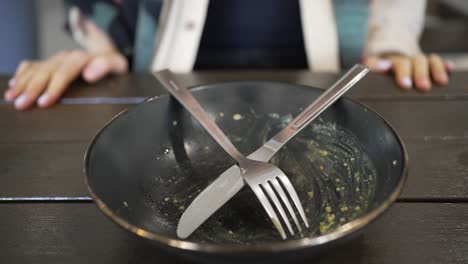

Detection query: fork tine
xmin=278 ymin=174 xmax=310 ymax=228
xmin=262 ymin=182 xmax=294 ymax=236
xmin=250 ymin=185 xmax=287 ymax=239
xmin=270 ymin=178 xmax=302 ymax=232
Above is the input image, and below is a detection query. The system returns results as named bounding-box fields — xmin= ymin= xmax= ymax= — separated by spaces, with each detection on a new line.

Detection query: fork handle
xmin=290 ymin=65 xmax=369 ymax=131
xmin=252 ymin=64 xmax=369 ymax=161
xmin=154 ymin=70 xmax=246 ymax=164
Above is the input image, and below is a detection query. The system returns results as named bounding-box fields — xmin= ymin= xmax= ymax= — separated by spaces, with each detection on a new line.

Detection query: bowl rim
xmin=83 ymin=80 xmax=409 ymax=253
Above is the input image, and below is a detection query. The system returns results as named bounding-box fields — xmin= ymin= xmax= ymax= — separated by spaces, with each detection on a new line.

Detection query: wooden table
xmin=1 ymin=71 xmax=467 ymax=263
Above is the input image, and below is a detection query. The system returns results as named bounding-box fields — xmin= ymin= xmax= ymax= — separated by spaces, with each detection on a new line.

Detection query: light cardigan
xmin=151 ymin=0 xmax=426 ymax=73
xmin=69 ymin=0 xmax=426 ymax=73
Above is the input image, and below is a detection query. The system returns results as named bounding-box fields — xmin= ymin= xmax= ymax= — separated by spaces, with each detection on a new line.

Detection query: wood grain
xmin=1 ymin=100 xmax=468 ymax=143
xmin=0 ymin=142 xmax=89 ymax=198
xmin=0 ymin=203 xmax=466 ymax=264
xmin=0 ymin=74 xmax=162 ymax=100
xmin=1 ymin=71 xmax=468 ymax=263
xmin=1 ymin=139 xmax=467 ymax=200
xmin=360 ymin=100 xmax=468 ymax=140
xmin=2 ymin=72 xmax=468 ymax=101
xmin=401 ymin=138 xmax=468 ymax=199
xmin=175 ymin=71 xmax=468 ymax=100
xmin=0 ymin=104 xmax=130 ymax=143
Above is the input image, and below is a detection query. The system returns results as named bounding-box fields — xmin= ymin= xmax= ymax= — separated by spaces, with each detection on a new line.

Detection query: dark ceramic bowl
xmin=84 ymin=81 xmax=407 ymax=262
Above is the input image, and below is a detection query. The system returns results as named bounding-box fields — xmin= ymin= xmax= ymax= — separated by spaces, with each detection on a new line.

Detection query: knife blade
xmin=176 ymin=145 xmax=273 ymax=239
xmin=179 ymin=131 xmax=305 ymax=238
xmin=177 ymin=165 xmax=244 ymax=238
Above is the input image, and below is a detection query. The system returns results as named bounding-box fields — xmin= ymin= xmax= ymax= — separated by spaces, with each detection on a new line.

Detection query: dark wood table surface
xmin=1 ymin=71 xmax=467 ymax=263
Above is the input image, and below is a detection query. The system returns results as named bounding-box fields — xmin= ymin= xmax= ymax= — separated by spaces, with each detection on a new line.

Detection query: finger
xmin=391 ymin=56 xmax=412 ymax=90
xmin=412 ymin=55 xmax=431 ymax=91
xmin=37 ymin=50 xmax=91 ymax=108
xmin=5 ymin=62 xmax=35 ymax=101
xmin=13 ymin=52 xmax=70 ymax=110
xmin=13 ymin=53 xmax=69 ymax=110
xmin=82 ymin=52 xmax=128 ymax=83
xmin=13 ymin=68 xmax=53 ymax=110
xmin=5 ymin=61 xmax=34 ymax=100
xmin=6 ymin=52 xmax=69 ymax=105
xmin=445 ymin=60 xmax=455 ymax=72
xmin=4 ymin=51 xmax=67 ymax=101
xmin=364 ymin=56 xmax=392 ymax=73
xmin=9 ymin=60 xmax=32 ymax=88
xmin=107 ymin=52 xmax=128 ymax=74
xmin=429 ymin=54 xmax=449 ymax=85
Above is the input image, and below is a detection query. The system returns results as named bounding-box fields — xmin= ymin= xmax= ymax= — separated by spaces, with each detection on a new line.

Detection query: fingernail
xmin=446 ymin=61 xmax=455 ymax=71
xmin=376 ymin=60 xmax=392 ymax=71
xmin=14 ymin=94 xmax=27 ymax=108
xmin=402 ymin=77 xmax=412 ymax=89
xmin=420 ymin=79 xmax=431 ymax=90
xmin=37 ymin=94 xmax=49 ymax=106
xmin=8 ymin=78 xmax=15 ymax=88
xmin=84 ymin=67 xmax=99 ymax=80
xmin=4 ymin=90 xmax=14 ymax=101
xmin=437 ymin=74 xmax=449 ymax=85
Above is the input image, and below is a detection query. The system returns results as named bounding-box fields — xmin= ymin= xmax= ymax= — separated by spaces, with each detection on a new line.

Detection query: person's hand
xmin=4 ymin=49 xmax=128 ymax=110
xmin=364 ymin=54 xmax=453 ymax=92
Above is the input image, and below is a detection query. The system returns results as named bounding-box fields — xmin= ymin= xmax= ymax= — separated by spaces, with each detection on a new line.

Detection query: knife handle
xmin=154 ymin=70 xmax=247 ymax=164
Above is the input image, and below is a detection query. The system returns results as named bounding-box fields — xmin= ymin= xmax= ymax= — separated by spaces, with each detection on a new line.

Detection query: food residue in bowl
xmin=319 ymin=150 xmax=328 ymax=156
xmin=150 ymin=114 xmax=378 ymax=243
xmin=232 ymin=113 xmax=244 ymax=120
xmin=319 ymin=221 xmax=334 ymax=234
xmin=268 ymin=113 xmax=280 ymax=119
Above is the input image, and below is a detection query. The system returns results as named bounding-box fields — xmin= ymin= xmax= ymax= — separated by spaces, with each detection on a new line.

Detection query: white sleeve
xmin=365 ymin=0 xmax=426 ymax=57
xmin=67 ymin=6 xmax=117 ymax=53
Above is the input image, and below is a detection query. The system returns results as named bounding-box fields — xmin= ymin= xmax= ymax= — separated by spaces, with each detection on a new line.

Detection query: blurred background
xmin=1 ymin=0 xmax=467 ymax=74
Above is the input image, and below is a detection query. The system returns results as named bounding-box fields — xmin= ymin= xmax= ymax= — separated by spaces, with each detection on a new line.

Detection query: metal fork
xmin=154 ymin=70 xmax=308 ymax=239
